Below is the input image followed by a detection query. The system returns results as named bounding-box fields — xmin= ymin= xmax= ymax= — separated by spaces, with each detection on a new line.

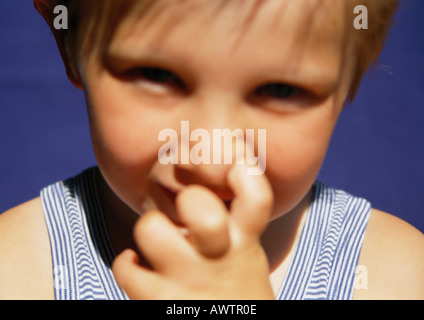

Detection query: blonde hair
xmin=46 ymin=0 xmax=399 ymax=102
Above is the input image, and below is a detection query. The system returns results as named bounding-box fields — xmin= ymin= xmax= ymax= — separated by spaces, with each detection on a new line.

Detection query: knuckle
xmin=197 ymin=213 xmax=227 ymax=236
xmin=250 ymin=189 xmax=274 ymax=212
xmin=134 ymin=210 xmax=162 ymax=238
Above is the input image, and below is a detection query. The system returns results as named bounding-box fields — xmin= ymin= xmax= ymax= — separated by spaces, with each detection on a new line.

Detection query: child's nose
xmin=175 ymin=128 xmax=243 ymax=197
xmin=173 ymin=91 xmax=251 ymax=196
xmin=175 ymin=163 xmax=235 ymax=202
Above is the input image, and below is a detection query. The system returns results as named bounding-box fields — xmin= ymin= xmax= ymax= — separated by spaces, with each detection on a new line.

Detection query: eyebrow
xmin=289 ymin=66 xmax=340 ymax=96
xmin=105 ymin=46 xmax=193 ymax=71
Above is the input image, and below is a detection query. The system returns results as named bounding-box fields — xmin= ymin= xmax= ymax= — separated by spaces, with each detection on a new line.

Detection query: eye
xmin=124 ymin=67 xmax=185 ymax=89
xmin=254 ymin=83 xmax=298 ymax=99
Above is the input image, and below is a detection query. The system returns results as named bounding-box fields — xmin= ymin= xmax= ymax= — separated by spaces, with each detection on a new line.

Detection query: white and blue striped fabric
xmin=277 ymin=181 xmax=371 ymax=300
xmin=41 ymin=168 xmax=129 ymax=300
xmin=41 ymin=168 xmax=370 ymax=300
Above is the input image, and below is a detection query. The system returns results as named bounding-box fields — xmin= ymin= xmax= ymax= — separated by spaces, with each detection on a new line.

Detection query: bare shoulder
xmin=0 ymin=198 xmax=54 ymax=300
xmin=354 ymin=208 xmax=424 ymax=300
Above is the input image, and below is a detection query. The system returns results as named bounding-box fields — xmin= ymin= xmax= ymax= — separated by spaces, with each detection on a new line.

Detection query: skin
xmin=0 ymin=0 xmax=423 ymax=300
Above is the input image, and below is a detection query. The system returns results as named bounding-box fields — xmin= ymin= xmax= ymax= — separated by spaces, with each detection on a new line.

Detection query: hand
xmin=112 ymin=164 xmax=275 ymax=299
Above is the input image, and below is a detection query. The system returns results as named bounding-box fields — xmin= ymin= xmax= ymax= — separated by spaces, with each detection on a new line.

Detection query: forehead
xmin=107 ymin=0 xmax=352 ymax=84
xmin=113 ymin=0 xmax=348 ymax=48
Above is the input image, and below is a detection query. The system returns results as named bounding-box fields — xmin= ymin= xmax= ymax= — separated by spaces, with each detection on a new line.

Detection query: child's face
xmin=81 ymin=0 xmax=353 ymax=223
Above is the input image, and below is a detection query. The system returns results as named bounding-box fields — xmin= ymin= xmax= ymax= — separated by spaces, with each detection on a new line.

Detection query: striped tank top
xmin=41 ymin=167 xmax=371 ymax=300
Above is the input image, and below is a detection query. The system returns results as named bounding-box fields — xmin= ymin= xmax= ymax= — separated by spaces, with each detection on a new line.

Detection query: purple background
xmin=0 ymin=1 xmax=423 ymax=232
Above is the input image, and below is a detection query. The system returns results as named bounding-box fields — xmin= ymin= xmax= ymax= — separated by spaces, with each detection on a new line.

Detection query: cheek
xmin=263 ymin=114 xmax=337 ymax=214
xmin=91 ymin=111 xmax=159 ymax=170
xmin=86 ymin=83 xmax=168 ymax=211
xmin=266 ymin=132 xmax=328 ymax=182
xmin=90 ymin=112 xmax=160 ymax=212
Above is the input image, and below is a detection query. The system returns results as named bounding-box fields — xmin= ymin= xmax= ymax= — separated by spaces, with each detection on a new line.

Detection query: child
xmin=0 ymin=0 xmax=423 ymax=300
